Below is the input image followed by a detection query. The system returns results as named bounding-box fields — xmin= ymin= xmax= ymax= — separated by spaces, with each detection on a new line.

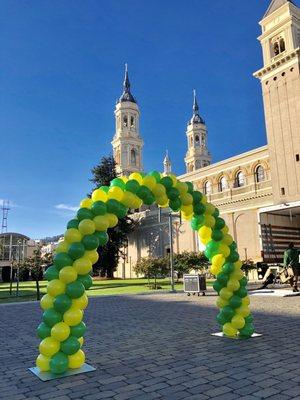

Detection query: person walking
xmin=283 ymin=243 xmax=300 ymax=292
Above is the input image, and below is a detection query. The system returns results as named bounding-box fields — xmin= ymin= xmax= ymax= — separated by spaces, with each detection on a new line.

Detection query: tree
xmin=21 ymin=247 xmax=44 ymax=300
xmin=173 ymin=251 xmax=209 ymax=279
xmin=90 ymin=155 xmax=136 ymax=278
xmin=241 ymin=259 xmax=256 ymax=277
xmin=133 ymin=256 xmax=169 ymax=288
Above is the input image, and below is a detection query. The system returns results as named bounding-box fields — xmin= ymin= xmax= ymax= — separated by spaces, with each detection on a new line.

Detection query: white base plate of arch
xmin=29 ymin=363 xmax=96 ymax=381
xmin=211 ymin=332 xmax=262 ymax=339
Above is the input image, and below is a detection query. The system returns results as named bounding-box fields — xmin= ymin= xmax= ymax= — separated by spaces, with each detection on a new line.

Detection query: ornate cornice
xmin=253 ymin=48 xmax=300 ymax=79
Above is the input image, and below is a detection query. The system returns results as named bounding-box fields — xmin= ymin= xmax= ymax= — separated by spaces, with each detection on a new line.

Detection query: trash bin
xmin=183 ymin=274 xmax=206 ymax=296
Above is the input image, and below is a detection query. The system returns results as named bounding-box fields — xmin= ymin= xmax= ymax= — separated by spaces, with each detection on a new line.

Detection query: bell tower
xmin=254 ymin=0 xmax=300 ymax=203
xmin=184 ymin=90 xmax=211 ymax=173
xmin=112 ymin=64 xmax=143 ymax=176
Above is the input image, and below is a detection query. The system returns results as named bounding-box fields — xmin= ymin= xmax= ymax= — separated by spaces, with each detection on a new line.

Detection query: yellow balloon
xmin=216 ymin=297 xmax=229 ymax=308
xmin=91 ymin=189 xmax=108 ymax=202
xmin=168 ymin=174 xmax=177 ymax=186
xmin=51 ymin=322 xmax=70 ymax=342
xmin=47 ymin=279 xmax=66 ymax=297
xmin=182 ymin=212 xmax=193 ymax=221
xmin=106 ymin=213 xmax=118 ymax=228
xmin=210 ymin=264 xmax=222 ymax=276
xmin=218 ymin=244 xmax=230 ymax=258
xmin=223 ymin=323 xmax=238 ymax=337
xmin=201 ymin=235 xmax=211 ymax=245
xmin=242 ymin=296 xmax=250 ymax=306
xmin=59 ymin=266 xmax=77 ymax=284
xmin=156 ymin=196 xmax=169 ymax=207
xmin=204 ymin=215 xmax=215 ymax=228
xmin=64 ymin=228 xmax=82 ymax=244
xmin=132 ymin=197 xmax=143 ymax=209
xmin=80 ymin=198 xmax=93 ymax=209
xmin=180 ymin=193 xmax=193 ymax=206
xmin=85 ymin=250 xmax=99 ymax=264
xmin=198 ymin=226 xmax=212 ymax=240
xmin=219 ymin=287 xmax=233 ymax=300
xmin=78 ymin=219 xmax=96 ymax=235
xmin=56 ymin=240 xmax=70 ymax=253
xmin=68 ymin=349 xmax=85 ymax=369
xmin=73 ymin=257 xmax=92 ymax=275
xmin=121 ymin=191 xmax=136 ymax=208
xmin=152 ymin=183 xmax=166 ymax=198
xmin=232 ymin=269 xmax=244 ymax=280
xmin=205 ymin=203 xmax=215 ymax=215
xmin=64 ymin=308 xmax=83 ymax=326
xmin=221 ymin=225 xmax=229 ymax=234
xmin=72 ymin=294 xmax=88 ymax=310
xmin=107 ymin=186 xmax=123 ymax=201
xmin=120 ymin=176 xmax=128 ymax=183
xmin=234 ymin=260 xmax=243 ymax=270
xmin=231 ymin=315 xmax=245 ymax=330
xmin=93 ymin=215 xmax=109 ymax=231
xmin=227 ymin=279 xmax=240 ymax=292
xmin=36 ymin=354 xmax=50 ymax=372
xmin=236 ymin=305 xmax=250 ymax=318
xmin=142 ymin=176 xmax=156 ymax=190
xmin=78 ymin=337 xmax=84 ymax=347
xmin=201 ymin=194 xmax=207 ymax=204
xmin=176 ymin=181 xmax=188 ymax=195
xmin=181 ymin=205 xmax=193 ymax=216
xmin=128 ymin=172 xmax=143 ymax=184
xmin=39 ymin=337 xmax=60 ymax=357
xmin=40 ymin=294 xmax=54 ymax=310
xmin=212 ymin=254 xmax=225 ymax=269
xmin=223 ymin=234 xmax=233 ymax=246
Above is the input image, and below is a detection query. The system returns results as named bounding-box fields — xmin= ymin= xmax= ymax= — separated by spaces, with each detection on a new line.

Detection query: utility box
xmin=183 ymin=274 xmax=206 ymax=296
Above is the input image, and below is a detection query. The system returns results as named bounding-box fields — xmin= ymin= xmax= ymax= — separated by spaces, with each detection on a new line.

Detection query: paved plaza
xmin=0 ymin=291 xmax=300 ymax=400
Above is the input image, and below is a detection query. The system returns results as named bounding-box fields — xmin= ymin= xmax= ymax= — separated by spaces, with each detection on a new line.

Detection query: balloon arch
xmin=36 ymin=171 xmax=254 ymax=375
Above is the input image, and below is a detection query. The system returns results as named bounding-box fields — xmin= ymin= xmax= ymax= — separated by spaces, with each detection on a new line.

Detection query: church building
xmin=112 ymin=0 xmax=300 ymax=278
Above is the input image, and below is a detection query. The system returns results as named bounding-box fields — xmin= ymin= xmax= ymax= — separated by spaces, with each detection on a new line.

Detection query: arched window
xmin=131 ymin=149 xmax=137 ymax=165
xmin=130 ymin=116 xmax=135 ymax=128
xmin=123 ymin=115 xmax=128 ymax=127
xmin=203 ymin=181 xmax=212 ymax=195
xmin=219 ymin=177 xmax=228 ymax=192
xmin=195 ymin=160 xmax=202 ymax=169
xmin=273 ymin=41 xmax=280 ymax=56
xmin=235 ymin=171 xmax=245 ymax=187
xmin=280 ymin=38 xmax=285 ymax=53
xmin=195 ymin=135 xmax=200 ymax=147
xmin=255 ymin=165 xmax=265 ymax=183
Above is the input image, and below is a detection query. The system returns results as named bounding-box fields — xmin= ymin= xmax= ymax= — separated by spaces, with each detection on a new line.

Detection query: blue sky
xmin=1 ymin=0 xmax=274 ymax=238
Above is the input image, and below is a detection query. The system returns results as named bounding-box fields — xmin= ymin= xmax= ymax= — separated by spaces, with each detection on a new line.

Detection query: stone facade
xmin=115 ymin=1 xmax=300 ymax=278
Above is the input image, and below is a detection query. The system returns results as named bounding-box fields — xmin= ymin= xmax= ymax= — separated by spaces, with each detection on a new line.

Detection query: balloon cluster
xmin=36 ymin=171 xmax=254 ymax=374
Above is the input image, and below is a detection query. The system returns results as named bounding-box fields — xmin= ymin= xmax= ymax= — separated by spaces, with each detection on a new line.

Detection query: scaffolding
xmin=1 ymin=200 xmax=10 ymax=233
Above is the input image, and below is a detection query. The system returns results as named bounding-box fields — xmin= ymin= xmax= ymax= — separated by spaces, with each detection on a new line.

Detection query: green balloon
xmin=167 ymin=187 xmax=180 ymax=201
xmin=53 ymin=253 xmax=73 ymax=270
xmin=204 ymin=240 xmax=220 ymax=260
xmin=192 ymin=191 xmax=202 ymax=204
xmin=67 ymin=219 xmax=79 ymax=229
xmin=125 ymin=179 xmax=140 ymax=193
xmin=82 ymin=234 xmax=99 ymax=250
xmin=100 ymin=185 xmax=109 ymax=193
xmin=222 ymin=306 xmax=235 ymax=319
xmin=148 ymin=171 xmax=161 ymax=183
xmin=77 ymin=208 xmax=94 ymax=221
xmin=227 ymin=250 xmax=240 ymax=263
xmin=213 ymin=280 xmax=223 ymax=293
xmin=191 ymin=215 xmax=205 ymax=231
xmin=77 ymin=274 xmax=93 ymax=290
xmin=239 ymin=323 xmax=255 ymax=338
xmin=111 ymin=178 xmax=126 ymax=190
xmin=211 ymin=229 xmax=224 ymax=242
xmin=106 ymin=199 xmax=121 ymax=215
xmin=222 ymin=263 xmax=235 ymax=275
xmin=143 ymin=194 xmax=155 ymax=206
xmin=215 ymin=217 xmax=226 ymax=230
xmin=68 ymin=242 xmax=86 ymax=260
xmin=54 ymin=294 xmax=72 ymax=313
xmin=217 ymin=272 xmax=229 ymax=286
xmin=44 ymin=265 xmax=59 ymax=281
xmin=94 ymin=231 xmax=109 ymax=246
xmin=66 ymin=281 xmax=85 ymax=299
xmin=50 ymin=352 xmax=69 ymax=374
xmin=37 ymin=322 xmax=51 ymax=339
xmin=70 ymin=321 xmax=86 ymax=338
xmin=235 ymin=287 xmax=248 ymax=298
xmin=240 ymin=276 xmax=248 ymax=287
xmin=186 ymin=181 xmax=194 ymax=194
xmin=169 ymin=198 xmax=182 ymax=212
xmin=43 ymin=308 xmax=62 ymax=327
xmin=245 ymin=315 xmax=254 ymax=324
xmin=193 ymin=203 xmax=206 ymax=215
xmin=115 ymin=203 xmax=128 ymax=218
xmin=61 ymin=336 xmax=80 ymax=355
xmin=91 ymin=201 xmax=107 ymax=216
xmin=229 ymin=295 xmax=242 ymax=309
xmin=137 ymin=185 xmax=152 ymax=200
xmin=216 ymin=312 xmax=227 ymax=325
xmin=229 ymin=241 xmax=237 ymax=251
xmin=212 ymin=209 xmax=220 ymax=218
xmin=160 ymin=176 xmax=173 ymax=189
